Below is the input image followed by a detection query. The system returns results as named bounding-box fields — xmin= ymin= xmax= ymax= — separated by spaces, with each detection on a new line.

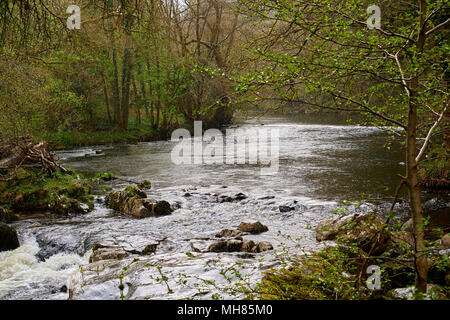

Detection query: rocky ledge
xmin=89 ymin=236 xmax=161 ymax=263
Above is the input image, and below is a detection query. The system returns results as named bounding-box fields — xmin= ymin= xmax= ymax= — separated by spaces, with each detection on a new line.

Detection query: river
xmin=0 ymin=115 xmax=405 ymax=300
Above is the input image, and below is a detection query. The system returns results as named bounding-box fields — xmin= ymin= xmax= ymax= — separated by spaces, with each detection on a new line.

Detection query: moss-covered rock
xmin=105 ymin=186 xmax=172 ymax=218
xmin=316 ymin=212 xmax=390 ymax=255
xmin=94 ymin=171 xmax=116 ymax=181
xmin=0 ymin=168 xmax=93 ymax=216
xmin=137 ymin=179 xmax=151 ymax=190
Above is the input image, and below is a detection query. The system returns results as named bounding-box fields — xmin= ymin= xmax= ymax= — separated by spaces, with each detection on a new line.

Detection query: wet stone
xmin=237 ymin=221 xmax=269 ymax=234
xmin=0 ymin=222 xmax=20 ymax=252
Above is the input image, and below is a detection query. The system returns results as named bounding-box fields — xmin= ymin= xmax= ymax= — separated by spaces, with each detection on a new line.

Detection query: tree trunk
xmin=406 ymin=98 xmax=428 ymax=294
xmin=155 ymin=59 xmax=161 ymax=129
xmin=120 ymin=48 xmax=132 ymax=130
xmin=131 ymin=75 xmax=141 ymax=126
xmin=406 ymin=0 xmax=429 ymax=295
xmin=149 ymin=81 xmax=155 ymax=128
xmin=102 ymin=75 xmax=113 ymax=126
xmin=112 ymin=49 xmax=121 ymax=125
xmin=138 ymin=68 xmax=150 ymax=120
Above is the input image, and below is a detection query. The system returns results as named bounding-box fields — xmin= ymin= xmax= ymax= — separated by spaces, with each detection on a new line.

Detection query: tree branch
xmin=425 ymin=18 xmax=450 ymax=36
xmin=416 ymin=105 xmax=448 ymax=163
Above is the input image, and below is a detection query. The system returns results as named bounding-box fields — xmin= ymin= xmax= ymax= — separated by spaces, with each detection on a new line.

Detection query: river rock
xmin=137 ymin=180 xmax=151 ymax=190
xmin=382 ymin=231 xmax=450 ymax=288
xmin=315 ymin=212 xmax=390 ymax=254
xmin=207 ymin=239 xmax=273 ymax=253
xmin=106 ymin=187 xmax=173 ymax=218
xmin=218 ymin=193 xmax=247 ymax=203
xmin=90 ymin=247 xmax=130 ymax=263
xmin=242 ymin=240 xmax=273 ymax=253
xmin=383 ymin=231 xmax=415 ymax=260
xmin=0 ymin=222 xmax=20 ymax=252
xmin=35 ymin=232 xmax=86 ymax=261
xmin=237 ymin=221 xmax=268 ymax=234
xmin=215 ymin=229 xmax=242 ymax=238
xmin=70 ymin=252 xmax=243 ymax=300
xmin=207 ymin=240 xmax=243 ymax=252
xmin=278 ymin=200 xmax=306 ymax=213
xmin=89 ymin=235 xmax=160 ymax=263
xmin=279 ymin=205 xmax=295 ymax=213
xmin=256 ymin=241 xmax=273 ymax=252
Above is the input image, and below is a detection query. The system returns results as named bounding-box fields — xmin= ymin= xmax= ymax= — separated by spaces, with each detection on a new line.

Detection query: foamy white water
xmin=0 ymin=238 xmax=90 ymax=299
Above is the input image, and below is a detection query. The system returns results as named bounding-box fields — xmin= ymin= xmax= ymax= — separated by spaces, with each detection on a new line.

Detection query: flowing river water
xmin=0 ymin=115 xmax=407 ymax=300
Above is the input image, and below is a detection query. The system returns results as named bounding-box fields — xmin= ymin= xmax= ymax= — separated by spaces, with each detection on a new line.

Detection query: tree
xmin=236 ymin=0 xmax=449 ymax=294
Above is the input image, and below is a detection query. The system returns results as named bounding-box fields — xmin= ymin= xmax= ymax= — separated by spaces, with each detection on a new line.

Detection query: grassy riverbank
xmin=0 ymin=168 xmax=94 ymax=222
xmin=38 ymin=125 xmax=164 ymax=150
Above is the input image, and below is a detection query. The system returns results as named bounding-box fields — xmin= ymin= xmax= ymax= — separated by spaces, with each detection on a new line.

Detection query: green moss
xmin=0 ymin=168 xmax=93 ymax=215
xmin=124 ymin=185 xmax=146 ymax=198
xmin=137 ymin=179 xmax=151 ymax=189
xmin=256 ymin=245 xmax=386 ymax=300
xmin=95 ymin=171 xmax=116 ymax=181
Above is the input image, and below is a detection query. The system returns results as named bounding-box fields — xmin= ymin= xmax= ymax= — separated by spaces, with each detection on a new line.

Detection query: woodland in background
xmin=0 ymin=0 xmax=255 ymax=146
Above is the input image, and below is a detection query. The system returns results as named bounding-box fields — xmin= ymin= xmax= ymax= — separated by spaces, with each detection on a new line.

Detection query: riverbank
xmin=0 ymin=140 xmax=96 ymax=224
xmin=38 ymin=126 xmax=166 ymax=150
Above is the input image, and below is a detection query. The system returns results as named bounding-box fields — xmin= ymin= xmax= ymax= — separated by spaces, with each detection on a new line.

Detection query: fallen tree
xmin=0 ymin=137 xmax=68 ymax=178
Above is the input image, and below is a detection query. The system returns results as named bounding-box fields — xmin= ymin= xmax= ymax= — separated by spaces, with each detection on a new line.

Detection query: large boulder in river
xmin=316 ymin=212 xmax=390 ymax=254
xmin=0 ymin=222 xmax=20 ymax=252
xmin=237 ymin=221 xmax=268 ymax=234
xmin=105 ymin=186 xmax=173 ymax=218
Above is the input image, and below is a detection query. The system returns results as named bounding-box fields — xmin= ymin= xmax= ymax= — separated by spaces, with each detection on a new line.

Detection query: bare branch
xmin=425 ymin=18 xmax=450 ymax=36
xmin=416 ymin=105 xmax=448 ymax=163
